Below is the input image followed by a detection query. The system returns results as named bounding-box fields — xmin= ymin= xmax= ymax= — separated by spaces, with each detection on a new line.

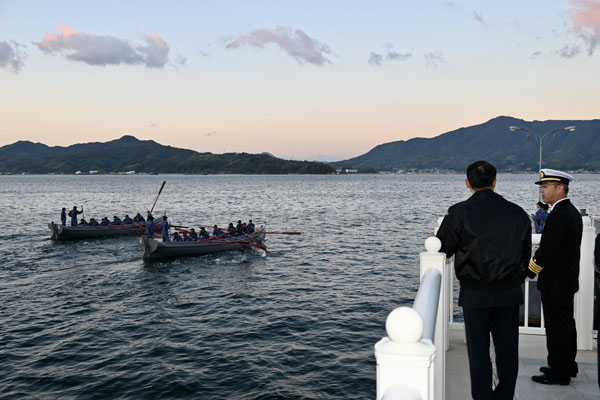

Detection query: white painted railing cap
xmin=424 ymin=236 xmax=442 ymax=253
xmin=386 ymin=307 xmax=424 ymax=343
xmin=582 ymin=215 xmax=591 ymax=227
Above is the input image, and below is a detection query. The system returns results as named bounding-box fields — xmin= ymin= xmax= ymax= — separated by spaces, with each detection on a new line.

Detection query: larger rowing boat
xmin=49 ymin=221 xmax=144 ymax=240
xmin=137 ymin=225 xmax=267 ymax=260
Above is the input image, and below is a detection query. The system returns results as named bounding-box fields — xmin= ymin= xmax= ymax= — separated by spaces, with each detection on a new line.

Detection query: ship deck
xmin=446 ymin=328 xmax=598 ymax=399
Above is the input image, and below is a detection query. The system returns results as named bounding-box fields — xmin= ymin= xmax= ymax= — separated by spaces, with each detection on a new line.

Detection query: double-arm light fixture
xmin=508 ymin=125 xmax=576 ymax=200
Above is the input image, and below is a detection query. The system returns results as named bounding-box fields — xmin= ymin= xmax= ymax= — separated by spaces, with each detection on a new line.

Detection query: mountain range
xmin=2 ymin=116 xmax=599 ymax=174
xmin=330 ymin=116 xmax=600 ymax=172
xmin=0 ymin=136 xmax=335 ymax=174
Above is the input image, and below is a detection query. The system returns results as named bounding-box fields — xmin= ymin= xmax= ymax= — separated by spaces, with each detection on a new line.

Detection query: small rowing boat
xmin=48 ymin=221 xmax=144 ymax=241
xmin=137 ymin=225 xmax=267 ymax=260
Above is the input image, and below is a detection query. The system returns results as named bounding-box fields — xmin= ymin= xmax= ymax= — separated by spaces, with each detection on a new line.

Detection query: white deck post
xmin=374 ymin=237 xmax=446 ymax=400
xmin=420 ymin=237 xmax=447 ymax=400
xmin=374 ymin=309 xmax=434 ymax=400
xmin=575 ymin=216 xmax=596 ymax=350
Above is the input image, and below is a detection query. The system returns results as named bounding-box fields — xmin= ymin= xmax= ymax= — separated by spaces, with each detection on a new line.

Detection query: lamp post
xmin=508 ymin=125 xmax=576 ymax=200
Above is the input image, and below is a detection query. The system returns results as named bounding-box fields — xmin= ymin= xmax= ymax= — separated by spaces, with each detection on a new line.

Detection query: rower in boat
xmin=227 ymin=223 xmax=235 ymax=235
xmin=134 ymin=213 xmax=145 ymax=223
xmin=161 ymin=216 xmax=170 ymax=242
xmin=61 ymin=207 xmax=67 ymax=226
xmin=173 ymin=232 xmax=183 ymax=241
xmin=68 ymin=206 xmax=82 ymax=226
xmin=78 ymin=218 xmax=88 ymax=225
xmin=89 ymin=218 xmax=99 ymax=226
xmin=145 ymin=216 xmax=155 ymax=238
xmin=100 ymin=217 xmax=110 ymax=226
xmin=247 ymin=220 xmax=255 ymax=233
xmin=123 ymin=215 xmax=134 ymax=224
xmin=189 ymin=228 xmax=198 ymax=240
xmin=111 ymin=216 xmax=122 ymax=225
xmin=199 ymin=227 xmax=209 ymax=239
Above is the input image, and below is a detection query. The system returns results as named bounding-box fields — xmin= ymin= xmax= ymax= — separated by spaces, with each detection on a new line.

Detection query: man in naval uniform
xmin=528 ymin=169 xmax=583 ymax=385
xmin=436 ymin=160 xmax=531 ymax=399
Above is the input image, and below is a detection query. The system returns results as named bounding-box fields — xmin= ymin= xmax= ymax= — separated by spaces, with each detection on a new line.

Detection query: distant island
xmin=0 ymin=136 xmax=336 ymax=175
xmin=330 ymin=116 xmax=600 ymax=172
xmin=2 ymin=116 xmax=599 ymax=174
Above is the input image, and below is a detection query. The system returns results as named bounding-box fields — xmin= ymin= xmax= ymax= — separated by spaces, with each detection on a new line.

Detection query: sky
xmin=1 ymin=0 xmax=599 ymax=161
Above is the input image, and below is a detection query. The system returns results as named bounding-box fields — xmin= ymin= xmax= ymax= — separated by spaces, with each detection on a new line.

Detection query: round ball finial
xmin=386 ymin=307 xmax=423 ymax=343
xmin=425 ymin=236 xmax=442 ymax=253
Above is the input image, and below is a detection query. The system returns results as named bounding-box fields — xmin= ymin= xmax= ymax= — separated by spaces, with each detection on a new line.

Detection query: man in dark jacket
xmin=436 ymin=160 xmax=531 ymax=400
xmin=527 ymin=169 xmax=583 ymax=385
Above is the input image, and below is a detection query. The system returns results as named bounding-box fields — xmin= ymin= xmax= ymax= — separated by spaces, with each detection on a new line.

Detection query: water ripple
xmin=1 ymin=173 xmax=598 ymax=399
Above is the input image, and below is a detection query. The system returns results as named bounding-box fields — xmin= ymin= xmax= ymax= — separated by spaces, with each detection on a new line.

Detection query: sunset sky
xmin=1 ymin=0 xmax=599 ymax=160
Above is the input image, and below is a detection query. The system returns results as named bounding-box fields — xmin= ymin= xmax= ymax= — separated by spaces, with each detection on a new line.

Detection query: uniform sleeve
xmin=436 ymin=206 xmax=461 ymax=258
xmin=528 ymin=212 xmax=565 ymax=277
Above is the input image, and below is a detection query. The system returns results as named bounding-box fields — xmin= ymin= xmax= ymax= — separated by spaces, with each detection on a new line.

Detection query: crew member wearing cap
xmin=161 ymin=215 xmax=170 ymax=242
xmin=61 ymin=207 xmax=67 ymax=226
xmin=528 ymin=169 xmax=583 ymax=385
xmin=145 ymin=215 xmax=155 ymax=238
xmin=68 ymin=206 xmax=82 ymax=226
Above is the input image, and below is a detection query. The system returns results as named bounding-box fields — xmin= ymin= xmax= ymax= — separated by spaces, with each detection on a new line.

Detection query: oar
xmin=150 ymin=181 xmax=166 ymax=214
xmin=264 ymin=231 xmax=301 ymax=235
xmin=81 ymin=205 xmax=85 ymax=220
xmin=243 ymin=234 xmax=269 ymax=253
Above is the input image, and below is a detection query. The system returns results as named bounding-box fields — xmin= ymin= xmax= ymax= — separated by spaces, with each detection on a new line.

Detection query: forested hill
xmin=330 ymin=116 xmax=600 ymax=172
xmin=0 ymin=136 xmax=335 ymax=174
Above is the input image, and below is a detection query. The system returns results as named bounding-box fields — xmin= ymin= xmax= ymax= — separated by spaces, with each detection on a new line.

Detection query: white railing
xmin=374 ymin=215 xmax=597 ymax=399
xmin=374 ymin=237 xmax=447 ymax=400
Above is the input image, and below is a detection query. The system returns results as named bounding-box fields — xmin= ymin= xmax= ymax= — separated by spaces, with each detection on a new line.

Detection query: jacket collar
xmin=550 ymin=197 xmax=570 ymax=212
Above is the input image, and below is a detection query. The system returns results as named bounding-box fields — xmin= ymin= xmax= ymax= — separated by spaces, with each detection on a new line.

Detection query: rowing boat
xmin=137 ymin=225 xmax=267 ymax=260
xmin=48 ymin=221 xmax=144 ymax=240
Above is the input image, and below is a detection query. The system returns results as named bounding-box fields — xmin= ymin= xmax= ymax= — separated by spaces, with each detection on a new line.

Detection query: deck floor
xmin=446 ymin=328 xmax=599 ymax=399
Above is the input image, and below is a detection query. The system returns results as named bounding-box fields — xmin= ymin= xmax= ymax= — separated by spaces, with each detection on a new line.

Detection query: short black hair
xmin=466 ymin=160 xmax=496 ymax=189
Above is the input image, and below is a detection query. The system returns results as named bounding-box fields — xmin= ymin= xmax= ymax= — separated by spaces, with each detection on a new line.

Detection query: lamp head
xmin=564 ymin=126 xmax=576 ymax=132
xmin=509 ymin=126 xmax=520 ymax=131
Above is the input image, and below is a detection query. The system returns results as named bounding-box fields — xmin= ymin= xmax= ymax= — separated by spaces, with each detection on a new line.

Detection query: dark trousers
xmin=463 ymin=305 xmax=520 ymax=400
xmin=540 ymin=291 xmax=578 ymax=378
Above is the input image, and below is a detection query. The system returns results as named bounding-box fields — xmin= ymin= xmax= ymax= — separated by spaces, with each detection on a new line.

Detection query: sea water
xmin=1 ymin=173 xmax=598 ymax=399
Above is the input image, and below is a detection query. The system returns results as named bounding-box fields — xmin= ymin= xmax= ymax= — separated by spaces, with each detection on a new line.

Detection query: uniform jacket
xmin=437 ymin=189 xmax=532 ymax=292
xmin=530 ymin=199 xmax=582 ymax=294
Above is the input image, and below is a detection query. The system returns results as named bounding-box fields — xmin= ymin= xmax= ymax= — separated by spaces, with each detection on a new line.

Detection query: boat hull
xmin=137 ymin=227 xmax=266 ymax=260
xmin=49 ymin=221 xmax=143 ymax=240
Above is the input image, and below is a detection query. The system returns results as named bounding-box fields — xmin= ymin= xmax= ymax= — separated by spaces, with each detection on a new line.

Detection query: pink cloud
xmin=225 ymin=26 xmax=332 ymax=66
xmin=442 ymin=2 xmax=458 ymax=10
xmin=570 ymin=0 xmax=600 ymax=55
xmin=34 ymin=25 xmax=170 ymax=68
